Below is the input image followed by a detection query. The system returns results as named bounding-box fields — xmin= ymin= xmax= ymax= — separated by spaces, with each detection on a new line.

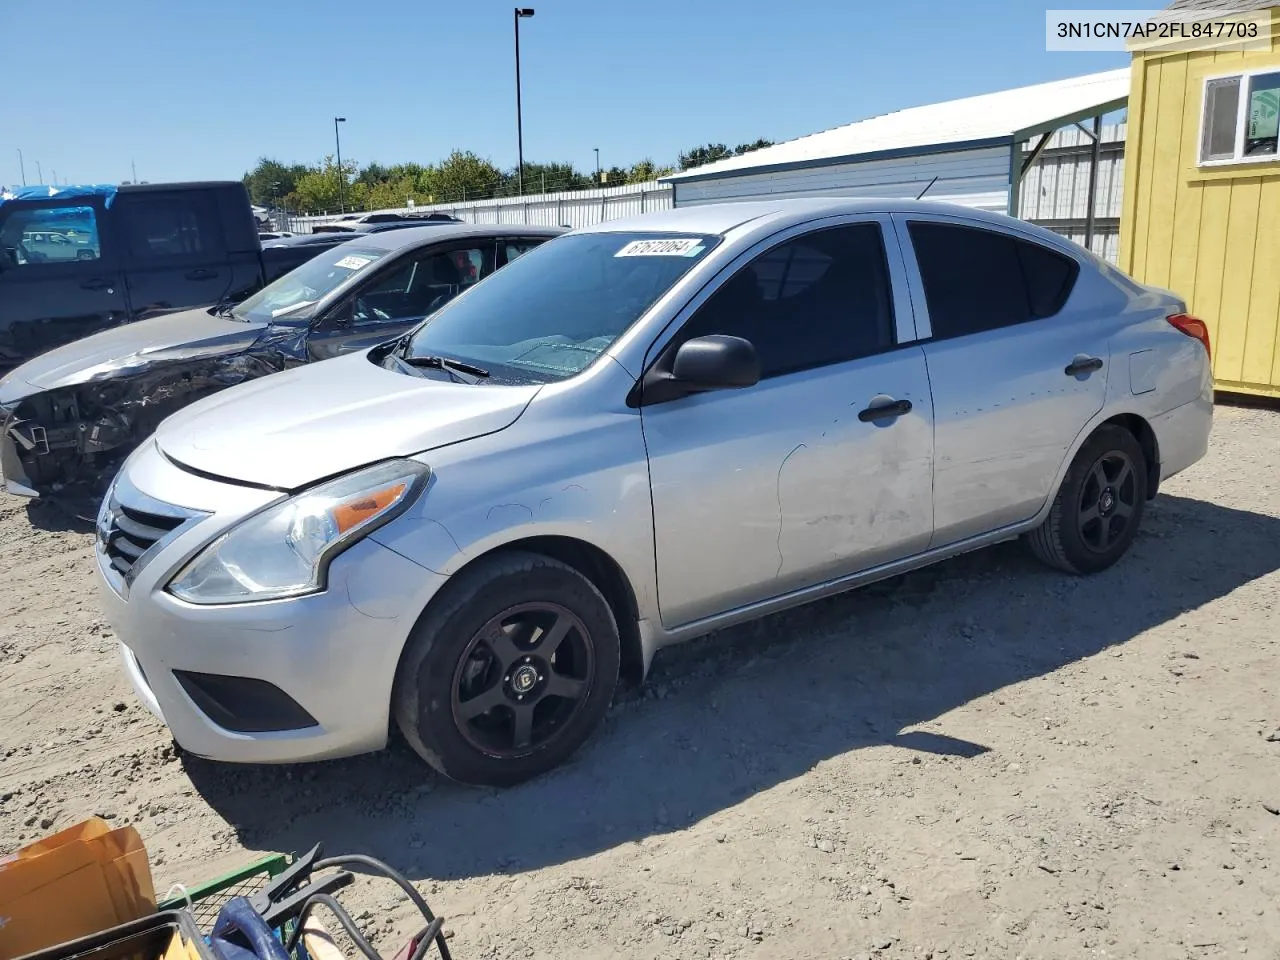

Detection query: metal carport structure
xmin=662 ymin=69 xmax=1131 ymax=254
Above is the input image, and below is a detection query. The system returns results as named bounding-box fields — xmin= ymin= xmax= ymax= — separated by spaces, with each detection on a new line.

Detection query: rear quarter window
xmin=907 ymin=221 xmax=1079 ymax=340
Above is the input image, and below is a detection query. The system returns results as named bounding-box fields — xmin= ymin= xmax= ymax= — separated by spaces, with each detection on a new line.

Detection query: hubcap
xmin=1077 ymin=451 xmax=1137 ymax=553
xmin=450 ymin=602 xmax=594 ymax=758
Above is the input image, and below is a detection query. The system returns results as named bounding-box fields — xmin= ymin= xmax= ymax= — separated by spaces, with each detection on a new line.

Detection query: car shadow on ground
xmin=24 ymin=496 xmax=96 ymax=534
xmin=185 ymin=492 xmax=1280 ymax=881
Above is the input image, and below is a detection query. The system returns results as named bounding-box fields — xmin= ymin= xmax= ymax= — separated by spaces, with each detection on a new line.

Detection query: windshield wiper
xmin=400 ymin=353 xmax=490 ymax=384
xmin=212 ymin=296 xmax=241 ymax=321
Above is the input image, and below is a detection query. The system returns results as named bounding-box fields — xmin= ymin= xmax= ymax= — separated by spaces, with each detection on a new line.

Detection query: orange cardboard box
xmin=0 ymin=817 xmax=156 ymax=959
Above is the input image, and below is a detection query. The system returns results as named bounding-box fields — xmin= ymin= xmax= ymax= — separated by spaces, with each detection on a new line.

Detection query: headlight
xmin=167 ymin=459 xmax=429 ymax=605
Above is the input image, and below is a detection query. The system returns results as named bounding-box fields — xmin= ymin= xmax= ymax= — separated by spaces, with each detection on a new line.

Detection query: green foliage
xmin=677 ymin=139 xmax=773 ymax=171
xmin=248 ymin=135 xmax=770 ymax=215
xmin=242 ymin=158 xmax=311 ymax=206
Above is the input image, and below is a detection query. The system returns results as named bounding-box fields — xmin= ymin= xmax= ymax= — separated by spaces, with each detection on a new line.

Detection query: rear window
xmin=907 ymin=222 xmax=1079 ymax=340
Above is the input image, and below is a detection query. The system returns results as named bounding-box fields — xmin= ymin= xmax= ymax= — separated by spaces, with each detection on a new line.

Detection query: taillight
xmin=1167 ymin=313 xmax=1211 ymax=363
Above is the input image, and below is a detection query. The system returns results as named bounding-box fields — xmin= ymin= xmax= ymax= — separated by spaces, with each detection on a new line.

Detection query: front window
xmin=235 ymin=245 xmax=388 ymax=323
xmin=1200 ymin=71 xmax=1280 ymax=164
xmin=397 ymin=232 xmax=718 ymax=383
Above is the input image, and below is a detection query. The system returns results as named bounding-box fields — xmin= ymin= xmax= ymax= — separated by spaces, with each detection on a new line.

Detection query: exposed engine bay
xmin=0 ymin=326 xmax=310 ymax=504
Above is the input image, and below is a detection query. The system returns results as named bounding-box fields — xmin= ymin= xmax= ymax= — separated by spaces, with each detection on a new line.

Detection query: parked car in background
xmin=0 ymin=182 xmax=346 ymax=372
xmin=310 ymin=214 xmax=463 ymax=235
xmin=0 ymin=224 xmax=562 ymax=500
xmin=92 ymin=199 xmax=1212 ymax=787
xmin=259 ymin=232 xmax=357 ymax=251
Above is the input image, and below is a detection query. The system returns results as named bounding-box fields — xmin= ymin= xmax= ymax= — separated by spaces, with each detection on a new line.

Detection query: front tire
xmin=392 ymin=551 xmax=620 ymax=786
xmin=1029 ymin=424 xmax=1148 ymax=575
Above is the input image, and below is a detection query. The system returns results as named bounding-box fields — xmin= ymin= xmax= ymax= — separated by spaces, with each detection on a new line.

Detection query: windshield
xmin=399 ymin=232 xmax=718 ymax=383
xmin=235 ymin=245 xmax=387 ymax=323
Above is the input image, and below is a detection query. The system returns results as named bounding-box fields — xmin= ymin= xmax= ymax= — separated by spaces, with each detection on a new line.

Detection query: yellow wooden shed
xmin=1119 ymin=0 xmax=1280 ymax=397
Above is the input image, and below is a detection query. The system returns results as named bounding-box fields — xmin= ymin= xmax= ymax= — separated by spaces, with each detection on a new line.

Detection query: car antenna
xmin=915 ymin=176 xmax=939 ymax=200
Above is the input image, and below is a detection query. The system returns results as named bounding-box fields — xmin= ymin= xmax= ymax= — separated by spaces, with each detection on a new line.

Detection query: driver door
xmin=305 ymin=242 xmax=496 ymax=361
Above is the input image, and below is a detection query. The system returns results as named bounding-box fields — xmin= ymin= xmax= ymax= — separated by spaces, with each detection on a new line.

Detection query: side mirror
xmin=671 ymin=335 xmax=760 ymax=390
xmin=324 ymin=299 xmax=354 ymax=327
xmin=632 ymin=334 xmax=760 ymax=406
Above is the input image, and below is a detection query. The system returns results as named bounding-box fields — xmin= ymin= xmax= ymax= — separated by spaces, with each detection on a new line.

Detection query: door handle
xmin=80 ymin=278 xmax=113 ymax=292
xmin=1064 ymin=356 xmax=1104 ymax=376
xmin=857 ymin=397 xmax=913 ymax=423
xmin=185 ymin=268 xmax=218 ymax=280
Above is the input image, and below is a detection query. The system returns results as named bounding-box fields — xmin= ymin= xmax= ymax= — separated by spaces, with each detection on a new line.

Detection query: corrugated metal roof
xmin=664 ymin=69 xmax=1130 ymax=183
xmin=1165 ymin=0 xmax=1275 ymax=14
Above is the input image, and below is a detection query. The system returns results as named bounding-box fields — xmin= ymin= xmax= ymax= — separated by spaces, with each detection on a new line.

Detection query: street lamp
xmin=16 ymin=148 xmax=25 ymax=186
xmin=35 ymin=160 xmax=42 ymax=184
xmin=594 ymin=147 xmax=600 ymax=186
xmin=514 ymin=7 xmax=535 ymax=196
xmin=334 ymin=116 xmax=347 ymax=213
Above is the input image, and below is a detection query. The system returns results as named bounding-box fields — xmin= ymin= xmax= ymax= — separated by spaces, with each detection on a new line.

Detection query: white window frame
xmin=1198 ymin=67 xmax=1280 ymax=167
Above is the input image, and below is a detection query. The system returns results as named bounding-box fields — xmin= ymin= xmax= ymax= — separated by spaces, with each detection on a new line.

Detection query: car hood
xmin=1 ymin=307 xmax=267 ymax=394
xmin=154 ymin=350 xmax=541 ymax=490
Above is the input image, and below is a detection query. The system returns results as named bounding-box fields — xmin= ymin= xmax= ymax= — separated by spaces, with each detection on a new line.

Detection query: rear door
xmin=893 ymin=214 xmax=1110 ymax=547
xmin=0 ymin=196 xmax=128 ymax=369
xmin=306 ymin=240 xmax=498 ymax=360
xmin=213 ymin=183 xmax=268 ymax=299
xmin=114 ymin=188 xmax=231 ymax=319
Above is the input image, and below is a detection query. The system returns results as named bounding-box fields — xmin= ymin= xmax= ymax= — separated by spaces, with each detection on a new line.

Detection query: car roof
xmin=336 ymin=222 xmax=566 ymax=252
xmin=575 ymin=197 xmax=1067 ymax=245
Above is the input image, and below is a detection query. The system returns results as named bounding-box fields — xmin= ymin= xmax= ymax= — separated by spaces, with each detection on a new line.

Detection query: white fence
xmin=287 ymin=123 xmax=1127 ymax=261
xmin=288 ymin=181 xmax=673 ymax=233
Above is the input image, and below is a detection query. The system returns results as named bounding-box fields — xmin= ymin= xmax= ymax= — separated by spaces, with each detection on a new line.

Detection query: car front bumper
xmin=95 ymin=442 xmax=448 ymax=764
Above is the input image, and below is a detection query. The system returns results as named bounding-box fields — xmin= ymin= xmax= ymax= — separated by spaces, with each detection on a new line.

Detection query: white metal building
xmin=662 ymin=69 xmax=1130 ymax=256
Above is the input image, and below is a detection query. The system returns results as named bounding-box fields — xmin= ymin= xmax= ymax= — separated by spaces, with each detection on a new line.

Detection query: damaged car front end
xmin=0 ymin=317 xmax=311 ymax=502
xmin=0 ymin=224 xmax=566 ymax=506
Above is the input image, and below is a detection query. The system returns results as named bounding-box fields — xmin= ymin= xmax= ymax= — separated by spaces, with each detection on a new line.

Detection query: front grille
xmin=99 ymin=496 xmax=185 ymax=578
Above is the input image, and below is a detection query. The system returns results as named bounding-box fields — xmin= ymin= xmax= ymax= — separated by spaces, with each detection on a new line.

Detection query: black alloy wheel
xmin=393 ymin=551 xmax=620 ymax=786
xmin=450 ymin=601 xmax=594 ymax=757
xmin=1028 ymin=424 xmax=1148 ymax=575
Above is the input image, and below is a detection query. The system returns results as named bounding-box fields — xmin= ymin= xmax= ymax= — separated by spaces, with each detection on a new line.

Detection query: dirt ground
xmin=2 ymin=405 xmax=1279 ymax=960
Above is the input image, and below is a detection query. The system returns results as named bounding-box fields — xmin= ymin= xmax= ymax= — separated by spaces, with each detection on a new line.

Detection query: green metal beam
xmin=1012 ymin=96 xmax=1129 ymax=142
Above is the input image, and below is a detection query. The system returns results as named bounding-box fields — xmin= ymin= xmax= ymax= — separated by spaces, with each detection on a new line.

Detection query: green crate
xmin=157 ymin=853 xmax=290 ymax=930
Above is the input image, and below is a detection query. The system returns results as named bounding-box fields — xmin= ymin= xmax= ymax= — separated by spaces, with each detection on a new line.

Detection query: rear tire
xmin=1029 ymin=424 xmax=1147 ymax=575
xmin=392 ymin=551 xmax=620 ymax=787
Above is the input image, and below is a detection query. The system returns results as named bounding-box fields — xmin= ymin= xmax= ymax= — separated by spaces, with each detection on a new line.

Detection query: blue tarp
xmin=0 ymin=184 xmax=119 ymax=208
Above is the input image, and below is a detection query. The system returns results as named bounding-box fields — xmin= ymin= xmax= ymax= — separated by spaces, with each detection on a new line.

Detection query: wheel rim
xmin=449 ymin=602 xmax=594 ymax=759
xmin=1076 ymin=449 xmax=1137 ymax=553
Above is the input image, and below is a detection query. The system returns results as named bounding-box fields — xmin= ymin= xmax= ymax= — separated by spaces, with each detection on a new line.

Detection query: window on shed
xmin=907 ymin=222 xmax=1078 ymax=340
xmin=1199 ymin=72 xmax=1280 ymax=163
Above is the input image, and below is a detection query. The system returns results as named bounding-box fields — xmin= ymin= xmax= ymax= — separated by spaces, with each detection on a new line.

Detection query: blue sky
xmin=2 ymin=0 xmax=1132 ymax=187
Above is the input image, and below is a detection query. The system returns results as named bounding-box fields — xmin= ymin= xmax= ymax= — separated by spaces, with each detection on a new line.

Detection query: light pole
xmin=51 ymin=170 xmax=58 ymax=186
xmin=514 ymin=7 xmax=535 ymax=195
xmin=594 ymin=147 xmax=600 ymax=186
xmin=35 ymin=160 xmax=42 ymax=184
xmin=16 ymin=148 xmax=25 ymax=186
xmin=334 ymin=116 xmax=347 ymax=213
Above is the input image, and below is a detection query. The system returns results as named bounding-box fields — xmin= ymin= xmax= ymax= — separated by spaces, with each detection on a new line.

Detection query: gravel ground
xmin=2 ymin=405 xmax=1279 ymax=960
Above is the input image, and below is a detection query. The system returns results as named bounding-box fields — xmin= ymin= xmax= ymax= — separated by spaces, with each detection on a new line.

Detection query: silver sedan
xmin=94 ymin=198 xmax=1212 ymax=786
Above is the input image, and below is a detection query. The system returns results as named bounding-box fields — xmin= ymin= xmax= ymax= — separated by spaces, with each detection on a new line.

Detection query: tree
xmin=516 ymin=161 xmax=590 ymax=194
xmin=625 ymin=158 xmax=675 ymax=184
xmin=242 ymin=158 xmax=310 ymax=206
xmin=428 ymin=150 xmax=506 ymax=201
xmin=288 ymin=155 xmax=362 ymax=214
xmin=733 ymin=138 xmax=774 ymax=155
xmin=678 ymin=143 xmax=734 ymax=171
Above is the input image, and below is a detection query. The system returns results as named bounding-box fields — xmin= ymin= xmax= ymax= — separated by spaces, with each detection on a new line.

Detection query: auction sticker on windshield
xmin=334 ymin=254 xmax=375 ymax=270
xmin=614 ymin=238 xmax=705 ymax=257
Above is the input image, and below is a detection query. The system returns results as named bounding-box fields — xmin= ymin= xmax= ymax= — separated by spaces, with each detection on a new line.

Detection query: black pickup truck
xmin=0 ymin=181 xmax=346 ymax=372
